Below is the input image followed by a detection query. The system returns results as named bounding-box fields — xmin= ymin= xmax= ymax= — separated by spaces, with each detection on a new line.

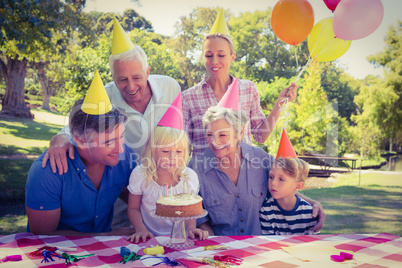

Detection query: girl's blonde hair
xmin=141 ymin=126 xmax=190 ymax=186
xmin=273 ymin=157 xmax=310 ymax=182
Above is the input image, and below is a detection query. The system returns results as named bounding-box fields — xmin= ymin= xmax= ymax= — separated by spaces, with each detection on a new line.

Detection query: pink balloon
xmin=333 ymin=0 xmax=384 ymax=40
xmin=323 ymin=0 xmax=341 ymax=12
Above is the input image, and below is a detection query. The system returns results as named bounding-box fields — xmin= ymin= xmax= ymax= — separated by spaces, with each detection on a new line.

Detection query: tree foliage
xmin=289 ymin=62 xmax=342 ymax=156
xmin=0 ymin=0 xmax=89 ymax=118
xmin=1 ymin=3 xmax=400 ymax=154
xmin=320 ymin=63 xmax=358 ymax=122
xmin=92 ymin=9 xmax=153 ymax=36
xmin=168 ymin=7 xmax=310 ymax=89
xmin=167 ymin=7 xmax=221 ymax=90
xmin=367 ymin=20 xmax=402 ymax=151
xmin=61 ymin=29 xmax=182 ymax=113
xmin=230 ymin=9 xmax=309 ymax=82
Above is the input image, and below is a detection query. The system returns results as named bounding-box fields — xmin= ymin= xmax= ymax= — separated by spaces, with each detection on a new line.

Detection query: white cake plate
xmin=150 ymin=209 xmax=208 ymax=249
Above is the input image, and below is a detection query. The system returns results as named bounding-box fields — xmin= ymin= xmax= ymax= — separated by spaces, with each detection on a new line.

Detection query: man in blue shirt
xmin=26 ymin=72 xmax=137 ymax=235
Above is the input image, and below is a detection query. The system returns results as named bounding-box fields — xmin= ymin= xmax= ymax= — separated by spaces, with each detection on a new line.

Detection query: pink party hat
xmin=158 ymin=93 xmax=184 ymax=130
xmin=217 ymin=78 xmax=240 ymax=111
xmin=276 ymin=129 xmax=297 ymax=158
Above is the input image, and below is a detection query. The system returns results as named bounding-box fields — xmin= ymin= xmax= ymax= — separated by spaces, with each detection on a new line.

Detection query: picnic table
xmin=299 ymin=154 xmax=357 ymax=172
xmin=1 ymin=232 xmax=401 ymax=267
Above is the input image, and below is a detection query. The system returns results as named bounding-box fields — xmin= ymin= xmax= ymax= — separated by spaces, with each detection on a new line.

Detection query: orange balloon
xmin=271 ymin=0 xmax=315 ymax=46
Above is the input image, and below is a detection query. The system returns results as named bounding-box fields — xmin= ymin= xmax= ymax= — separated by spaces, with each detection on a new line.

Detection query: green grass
xmin=300 ymin=172 xmax=402 ymax=236
xmin=354 ymin=157 xmax=386 ymax=168
xmin=0 ymin=108 xmax=67 ymax=235
xmin=0 ymin=215 xmax=27 ymax=235
xmin=0 ymin=159 xmax=34 ymax=202
xmin=0 ymin=108 xmax=67 ymax=154
xmin=0 ymin=159 xmax=33 ymax=235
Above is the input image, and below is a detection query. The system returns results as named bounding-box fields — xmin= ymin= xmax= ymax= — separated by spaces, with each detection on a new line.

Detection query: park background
xmin=0 ymin=0 xmax=401 ymax=235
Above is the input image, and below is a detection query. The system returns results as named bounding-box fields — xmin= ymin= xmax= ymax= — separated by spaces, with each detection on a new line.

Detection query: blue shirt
xmin=189 ymin=143 xmax=274 ymax=235
xmin=260 ymin=195 xmax=319 ymax=235
xmin=26 ymin=144 xmax=137 ymax=233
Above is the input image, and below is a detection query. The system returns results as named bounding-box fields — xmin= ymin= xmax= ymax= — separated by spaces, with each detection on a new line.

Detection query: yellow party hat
xmin=210 ymin=8 xmax=229 ymax=35
xmin=81 ymin=70 xmax=112 ymax=115
xmin=111 ymin=17 xmax=135 ymax=55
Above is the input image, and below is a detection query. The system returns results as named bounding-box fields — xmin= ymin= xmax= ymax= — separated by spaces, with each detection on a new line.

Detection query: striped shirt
xmin=182 ymin=75 xmax=266 ymax=155
xmin=259 ymin=196 xmax=319 ymax=235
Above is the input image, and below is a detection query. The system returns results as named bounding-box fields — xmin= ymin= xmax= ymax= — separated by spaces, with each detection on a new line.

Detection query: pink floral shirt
xmin=182 ymin=75 xmax=266 ymax=155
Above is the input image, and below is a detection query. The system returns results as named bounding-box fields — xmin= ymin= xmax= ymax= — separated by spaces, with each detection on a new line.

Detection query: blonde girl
xmin=127 ymin=126 xmax=208 ymax=243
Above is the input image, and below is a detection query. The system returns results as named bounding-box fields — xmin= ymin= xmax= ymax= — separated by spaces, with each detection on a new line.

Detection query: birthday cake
xmin=155 ymin=193 xmax=203 ymax=217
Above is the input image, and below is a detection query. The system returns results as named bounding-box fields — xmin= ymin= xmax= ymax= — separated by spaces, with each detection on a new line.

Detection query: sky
xmin=84 ymin=0 xmax=402 ymax=79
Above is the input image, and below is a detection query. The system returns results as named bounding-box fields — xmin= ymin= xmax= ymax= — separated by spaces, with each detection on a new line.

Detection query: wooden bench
xmin=298 ymin=154 xmax=357 ymax=177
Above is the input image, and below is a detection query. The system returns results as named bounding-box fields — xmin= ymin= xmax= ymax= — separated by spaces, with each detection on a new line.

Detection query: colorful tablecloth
xmin=0 ymin=232 xmax=401 ymax=267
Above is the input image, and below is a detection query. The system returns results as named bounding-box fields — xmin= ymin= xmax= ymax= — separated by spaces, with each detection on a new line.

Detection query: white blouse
xmin=127 ymin=165 xmax=199 ymax=236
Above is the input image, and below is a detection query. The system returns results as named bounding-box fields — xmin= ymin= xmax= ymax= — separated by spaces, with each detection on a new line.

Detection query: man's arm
xmin=26 ymin=207 xmax=134 ymax=236
xmin=26 ymin=206 xmax=61 ymax=235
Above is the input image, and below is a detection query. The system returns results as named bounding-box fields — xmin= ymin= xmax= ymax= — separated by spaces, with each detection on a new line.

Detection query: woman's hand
xmin=187 ymin=227 xmax=209 ymax=240
xmin=278 ymin=82 xmax=298 ymax=103
xmin=127 ymin=230 xmax=154 ymax=243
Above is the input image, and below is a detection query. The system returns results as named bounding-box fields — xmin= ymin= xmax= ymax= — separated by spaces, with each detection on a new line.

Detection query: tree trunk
xmin=0 ymin=56 xmax=33 ymax=119
xmin=36 ymin=61 xmax=50 ymax=111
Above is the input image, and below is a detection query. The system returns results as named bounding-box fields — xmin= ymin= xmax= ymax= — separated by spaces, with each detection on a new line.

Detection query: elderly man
xmin=41 ymin=19 xmax=180 ymax=228
xmin=26 ymin=72 xmax=136 ymax=235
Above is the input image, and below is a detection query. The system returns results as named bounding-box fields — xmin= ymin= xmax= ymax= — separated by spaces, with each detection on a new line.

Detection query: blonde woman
xmin=183 ymin=33 xmax=297 ymax=155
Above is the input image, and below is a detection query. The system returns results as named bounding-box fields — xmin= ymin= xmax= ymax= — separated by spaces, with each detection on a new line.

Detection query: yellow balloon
xmin=308 ymin=17 xmax=351 ymax=62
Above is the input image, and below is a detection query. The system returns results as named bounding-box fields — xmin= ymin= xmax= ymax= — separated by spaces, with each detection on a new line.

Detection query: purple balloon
xmin=333 ymin=0 xmax=384 ymax=40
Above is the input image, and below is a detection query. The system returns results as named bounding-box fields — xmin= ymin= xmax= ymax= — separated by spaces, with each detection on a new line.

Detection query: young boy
xmin=259 ymin=157 xmax=319 ymax=235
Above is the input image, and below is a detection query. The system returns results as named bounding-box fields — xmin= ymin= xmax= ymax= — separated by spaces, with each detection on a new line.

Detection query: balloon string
xmin=278 ymin=97 xmax=291 ymax=132
xmin=295 ymin=26 xmax=337 ymax=82
xmin=295 ymin=58 xmax=312 ymax=82
xmin=311 ymin=38 xmax=336 ymax=62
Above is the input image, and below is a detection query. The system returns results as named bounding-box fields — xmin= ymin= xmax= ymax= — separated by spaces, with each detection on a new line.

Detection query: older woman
xmin=189 ymin=106 xmax=325 ymax=236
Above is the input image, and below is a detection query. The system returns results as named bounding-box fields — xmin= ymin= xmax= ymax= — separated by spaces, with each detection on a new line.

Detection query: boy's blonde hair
xmin=273 ymin=157 xmax=310 ymax=182
xmin=295 ymin=158 xmax=309 ymax=182
xmin=141 ymin=126 xmax=190 ymax=186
